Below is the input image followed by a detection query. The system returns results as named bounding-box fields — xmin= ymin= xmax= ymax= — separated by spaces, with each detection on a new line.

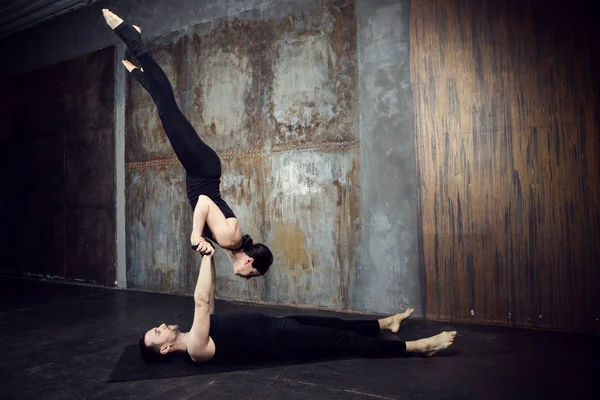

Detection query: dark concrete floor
xmin=0 ymin=275 xmax=597 ymax=400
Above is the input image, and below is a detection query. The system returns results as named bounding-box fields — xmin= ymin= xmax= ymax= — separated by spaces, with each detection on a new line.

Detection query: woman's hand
xmin=191 ymin=232 xmax=211 ymax=255
xmin=202 ymin=241 xmax=215 ymax=257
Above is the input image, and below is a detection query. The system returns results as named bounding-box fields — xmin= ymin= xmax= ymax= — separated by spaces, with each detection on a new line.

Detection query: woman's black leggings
xmin=118 ymin=22 xmax=220 ymax=179
xmin=272 ymin=315 xmax=408 ymax=359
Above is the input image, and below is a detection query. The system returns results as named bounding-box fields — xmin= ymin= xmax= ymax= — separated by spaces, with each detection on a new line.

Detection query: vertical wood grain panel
xmin=411 ymin=0 xmax=599 ymax=331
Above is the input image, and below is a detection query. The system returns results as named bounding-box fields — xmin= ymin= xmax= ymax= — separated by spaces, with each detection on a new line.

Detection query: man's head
xmin=138 ymin=323 xmax=181 ymax=363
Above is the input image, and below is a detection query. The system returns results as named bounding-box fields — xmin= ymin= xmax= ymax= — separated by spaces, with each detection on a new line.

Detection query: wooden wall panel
xmin=411 ymin=0 xmax=600 ymax=332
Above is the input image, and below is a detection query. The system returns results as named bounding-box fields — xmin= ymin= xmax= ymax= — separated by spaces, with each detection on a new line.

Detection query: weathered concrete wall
xmin=0 ymin=0 xmax=421 ymax=314
xmin=125 ymin=0 xmax=361 ymax=309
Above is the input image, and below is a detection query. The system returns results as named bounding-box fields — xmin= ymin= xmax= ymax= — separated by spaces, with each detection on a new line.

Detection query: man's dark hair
xmin=138 ymin=334 xmax=170 ymax=364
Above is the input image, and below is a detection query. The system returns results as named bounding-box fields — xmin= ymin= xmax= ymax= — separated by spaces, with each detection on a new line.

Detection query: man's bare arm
xmin=193 ymin=249 xmax=214 ymax=305
xmin=209 ymin=257 xmax=216 ymax=315
xmin=187 ymin=245 xmax=216 ymax=362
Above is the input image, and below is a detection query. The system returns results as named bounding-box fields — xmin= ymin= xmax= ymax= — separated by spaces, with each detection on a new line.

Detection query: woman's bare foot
xmin=102 ymin=9 xmax=141 ymax=33
xmin=419 ymin=331 xmax=457 ymax=356
xmin=122 ymin=60 xmax=142 ymax=73
xmin=102 ymin=9 xmax=122 ymax=29
xmin=379 ymin=308 xmax=414 ymax=333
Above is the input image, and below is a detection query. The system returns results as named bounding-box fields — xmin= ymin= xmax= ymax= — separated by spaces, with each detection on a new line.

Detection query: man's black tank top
xmin=186 ymin=312 xmax=299 ymax=363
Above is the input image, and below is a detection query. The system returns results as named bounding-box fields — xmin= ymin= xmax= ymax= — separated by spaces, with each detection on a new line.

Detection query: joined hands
xmin=191 ymin=232 xmax=214 ymax=256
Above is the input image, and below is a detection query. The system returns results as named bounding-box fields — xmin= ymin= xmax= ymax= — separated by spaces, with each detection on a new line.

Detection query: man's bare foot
xmin=420 ymin=331 xmax=457 ymax=356
xmin=379 ymin=308 xmax=414 ymax=333
xmin=102 ymin=9 xmax=141 ymax=33
xmin=122 ymin=60 xmax=142 ymax=73
xmin=389 ymin=308 xmax=414 ymax=333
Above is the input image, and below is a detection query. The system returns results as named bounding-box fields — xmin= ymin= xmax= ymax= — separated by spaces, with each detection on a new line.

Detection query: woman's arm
xmin=191 ymin=195 xmax=242 ymax=250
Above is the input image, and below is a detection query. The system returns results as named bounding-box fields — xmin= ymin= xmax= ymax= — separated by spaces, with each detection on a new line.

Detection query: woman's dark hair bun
xmin=241 ymin=234 xmax=254 ymax=249
xmin=239 ymin=234 xmax=273 ymax=275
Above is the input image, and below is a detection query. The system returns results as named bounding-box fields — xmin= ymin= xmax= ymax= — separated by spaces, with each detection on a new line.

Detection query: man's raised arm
xmin=187 ymin=243 xmax=216 ymax=362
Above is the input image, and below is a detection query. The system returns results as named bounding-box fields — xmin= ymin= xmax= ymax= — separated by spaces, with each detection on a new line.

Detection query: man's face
xmin=144 ymin=323 xmax=180 ymax=351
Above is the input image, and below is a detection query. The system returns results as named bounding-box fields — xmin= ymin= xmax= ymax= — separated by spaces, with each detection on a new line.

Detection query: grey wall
xmin=356 ymin=0 xmax=420 ymax=315
xmin=0 ymin=0 xmax=421 ymax=316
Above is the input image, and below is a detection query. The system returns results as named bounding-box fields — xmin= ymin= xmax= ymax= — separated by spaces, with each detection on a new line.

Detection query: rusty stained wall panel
xmin=214 ymin=156 xmax=267 ymax=301
xmin=17 ymin=137 xmax=65 ymax=208
xmin=0 ymin=78 xmax=23 ymax=272
xmin=1 ymin=62 xmax=67 ymax=277
xmin=12 ymin=63 xmax=66 ymax=142
xmin=411 ymin=0 xmax=600 ymax=332
xmin=125 ymin=147 xmax=267 ymax=300
xmin=125 ymin=0 xmax=359 ymax=308
xmin=126 ymin=165 xmax=195 ymax=293
xmin=19 ymin=207 xmax=66 ymax=278
xmin=125 ymin=37 xmax=187 ymax=163
xmin=123 ymin=0 xmax=356 ymax=157
xmin=124 ymin=34 xmax=197 ymax=293
xmin=0 ymin=47 xmax=116 ymax=285
xmin=185 ymin=10 xmax=265 ymax=154
xmin=63 ymin=49 xmax=116 ymax=136
xmin=262 ymin=0 xmax=357 ymax=149
xmin=11 ymin=64 xmax=67 ymax=207
xmin=65 ymin=208 xmax=115 ymax=285
xmin=17 ymin=138 xmax=66 ymax=279
xmin=265 ymin=148 xmax=360 ymax=308
xmin=63 ymin=49 xmax=116 ymax=210
xmin=63 ymin=47 xmax=116 ymax=286
xmin=64 ymin=130 xmax=115 ymax=208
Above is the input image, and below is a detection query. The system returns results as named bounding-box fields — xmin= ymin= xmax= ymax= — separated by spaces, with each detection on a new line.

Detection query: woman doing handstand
xmin=103 ymin=9 xmax=273 ymax=279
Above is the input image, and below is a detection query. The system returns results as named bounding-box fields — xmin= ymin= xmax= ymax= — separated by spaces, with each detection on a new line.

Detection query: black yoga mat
xmin=107 ymin=344 xmax=325 ymax=382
